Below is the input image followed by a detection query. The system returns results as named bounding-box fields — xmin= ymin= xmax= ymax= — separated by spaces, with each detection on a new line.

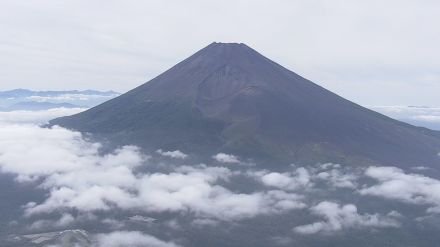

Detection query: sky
xmin=0 ymin=0 xmax=439 ymax=105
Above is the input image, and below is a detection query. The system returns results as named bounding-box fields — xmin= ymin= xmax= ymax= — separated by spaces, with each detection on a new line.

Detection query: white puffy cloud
xmin=94 ymin=231 xmax=180 ymax=247
xmin=0 ymin=125 xmax=99 ymax=179
xmin=250 ymin=163 xmax=362 ymax=192
xmin=0 ymin=124 xmax=144 ymax=182
xmin=256 ymin=168 xmax=311 ymax=191
xmin=134 ymin=171 xmax=304 ymax=220
xmin=156 ymin=149 xmax=188 ymax=159
xmin=294 ymin=201 xmax=400 ymax=234
xmin=360 ymin=166 xmax=440 ymax=213
xmin=212 ymin=153 xmax=240 ymax=163
xmin=25 ymin=185 xmax=139 ymax=215
xmin=261 ymin=172 xmax=294 ymax=188
xmin=316 ymin=165 xmax=358 ymax=189
xmin=137 ymin=170 xmax=255 ymax=218
xmin=264 ymin=190 xmax=306 ymax=211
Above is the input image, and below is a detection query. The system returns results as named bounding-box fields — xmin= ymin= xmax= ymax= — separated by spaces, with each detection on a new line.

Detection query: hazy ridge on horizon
xmin=0 ymin=89 xmax=120 ymax=111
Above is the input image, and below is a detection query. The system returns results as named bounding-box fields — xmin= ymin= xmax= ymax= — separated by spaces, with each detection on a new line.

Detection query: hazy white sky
xmin=1 ymin=0 xmax=439 ymax=105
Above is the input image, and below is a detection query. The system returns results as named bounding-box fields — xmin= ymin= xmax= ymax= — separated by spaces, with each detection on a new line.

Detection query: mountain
xmin=3 ymin=101 xmax=83 ymax=111
xmin=0 ymin=89 xmax=119 ymax=110
xmin=0 ymin=89 xmax=119 ymax=98
xmin=50 ymin=42 xmax=440 ymax=168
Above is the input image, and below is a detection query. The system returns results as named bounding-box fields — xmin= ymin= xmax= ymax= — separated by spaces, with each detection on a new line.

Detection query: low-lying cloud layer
xmin=294 ymin=201 xmax=400 ymax=234
xmin=369 ymin=105 xmax=440 ymax=130
xmin=1 ymin=109 xmax=440 ymax=242
xmin=0 ymin=108 xmax=85 ymax=125
xmin=95 ymin=231 xmax=180 ymax=247
xmin=212 ymin=153 xmax=240 ymax=164
xmin=360 ymin=166 xmax=440 ymax=213
xmin=254 ymin=168 xmax=311 ymax=191
xmin=0 ymin=112 xmax=306 ymax=221
xmin=156 ymin=149 xmax=188 ymax=159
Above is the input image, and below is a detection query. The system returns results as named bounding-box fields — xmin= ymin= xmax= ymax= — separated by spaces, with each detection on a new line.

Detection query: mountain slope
xmin=50 ymin=42 xmax=440 ymax=167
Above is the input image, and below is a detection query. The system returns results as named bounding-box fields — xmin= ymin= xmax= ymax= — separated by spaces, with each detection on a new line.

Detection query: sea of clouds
xmin=1 ymin=108 xmax=440 ymax=246
xmin=369 ymin=105 xmax=440 ymax=130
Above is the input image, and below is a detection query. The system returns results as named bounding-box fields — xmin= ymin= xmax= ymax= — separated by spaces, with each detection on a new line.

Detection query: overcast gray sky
xmin=1 ymin=0 xmax=439 ymax=105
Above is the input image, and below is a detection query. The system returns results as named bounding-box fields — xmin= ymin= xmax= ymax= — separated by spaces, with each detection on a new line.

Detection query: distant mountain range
xmin=0 ymin=102 xmax=82 ymax=111
xmin=0 ymin=89 xmax=119 ymax=98
xmin=0 ymin=89 xmax=120 ymax=110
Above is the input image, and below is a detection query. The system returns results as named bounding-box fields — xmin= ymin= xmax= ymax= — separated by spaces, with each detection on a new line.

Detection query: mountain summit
xmin=50 ymin=42 xmax=440 ymax=167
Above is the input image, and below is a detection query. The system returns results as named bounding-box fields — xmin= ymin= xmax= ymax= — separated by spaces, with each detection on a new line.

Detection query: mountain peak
xmin=193 ymin=42 xmax=258 ymax=61
xmin=206 ymin=42 xmax=249 ymax=51
xmin=210 ymin=41 xmax=246 ymax=45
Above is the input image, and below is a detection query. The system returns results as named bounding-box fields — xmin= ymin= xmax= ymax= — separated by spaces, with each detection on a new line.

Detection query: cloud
xmin=0 ymin=124 xmax=143 ymax=182
xmin=0 ymin=118 xmax=305 ymax=221
xmin=0 ymin=108 xmax=85 ymax=125
xmin=156 ymin=149 xmax=188 ymax=159
xmin=252 ymin=163 xmax=359 ymax=191
xmin=191 ymin=218 xmax=219 ymax=227
xmin=2 ymin=109 xmax=437 ymax=237
xmin=2 ymin=1 xmax=440 ymax=105
xmin=264 ymin=190 xmax=306 ymax=211
xmin=368 ymin=105 xmax=440 ymax=130
xmin=369 ymin=106 xmax=440 ymax=121
xmin=412 ymin=115 xmax=440 ymax=123
xmin=2 ymin=113 xmax=434 ymax=231
xmin=212 ymin=153 xmax=240 ymax=164
xmin=316 ymin=164 xmax=358 ymax=189
xmin=102 ymin=218 xmax=126 ymax=229
xmin=360 ymin=166 xmax=440 ymax=213
xmin=0 ymin=124 xmax=99 ymax=179
xmin=128 ymin=215 xmax=157 ymax=224
xmin=255 ymin=167 xmax=311 ymax=191
xmin=294 ymin=201 xmax=400 ymax=234
xmin=134 ymin=171 xmax=304 ymax=220
xmin=28 ymin=213 xmax=75 ymax=230
xmin=94 ymin=231 xmax=180 ymax=247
